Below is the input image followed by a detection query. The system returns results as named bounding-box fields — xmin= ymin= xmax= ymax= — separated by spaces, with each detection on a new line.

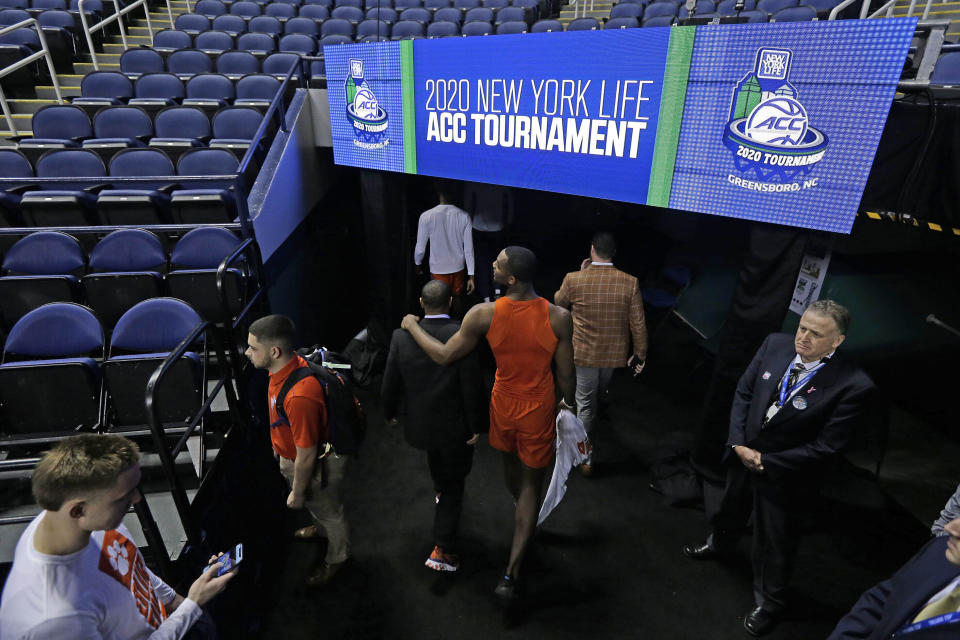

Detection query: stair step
xmin=36 ymin=85 xmax=81 ymax=99
xmin=0 ymin=113 xmax=34 ymax=135
xmin=74 ymin=62 xmax=121 ymax=75
xmin=81 ymin=53 xmax=122 ymax=65
xmin=6 ymin=99 xmax=56 ymax=115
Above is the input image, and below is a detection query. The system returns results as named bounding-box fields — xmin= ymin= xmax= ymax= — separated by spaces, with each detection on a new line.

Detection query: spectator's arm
xmin=554 ymin=274 xmax=571 ymax=309
xmin=463 ymin=215 xmax=475 ymax=276
xmin=629 ymin=281 xmax=648 ymax=359
xmin=726 ymin=335 xmax=772 ymax=447
xmin=550 ymin=305 xmax=576 ymax=406
xmin=414 ymin=213 xmax=429 ymax=267
xmin=401 ymin=303 xmax=493 ymax=366
xmin=932 ymin=483 xmax=960 ymax=536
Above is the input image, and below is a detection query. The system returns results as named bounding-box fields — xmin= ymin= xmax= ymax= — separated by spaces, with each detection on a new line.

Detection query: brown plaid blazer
xmin=554 ymin=264 xmax=647 ymax=368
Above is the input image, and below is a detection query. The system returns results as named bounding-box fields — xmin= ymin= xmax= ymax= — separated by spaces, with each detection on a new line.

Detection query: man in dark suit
xmin=828 ymin=518 xmax=960 ymax=639
xmin=683 ymin=299 xmax=876 ymax=636
xmin=381 ymin=279 xmax=486 ymax=573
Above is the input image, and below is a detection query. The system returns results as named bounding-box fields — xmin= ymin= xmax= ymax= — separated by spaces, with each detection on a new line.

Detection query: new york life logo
xmin=345 ymin=58 xmax=389 ymax=150
xmin=722 ymin=48 xmax=828 ymax=193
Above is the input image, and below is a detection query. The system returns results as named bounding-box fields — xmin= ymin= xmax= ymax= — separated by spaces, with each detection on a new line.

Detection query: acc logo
xmin=722 ymin=48 xmax=828 ymax=192
xmin=345 ymin=58 xmax=389 ymax=150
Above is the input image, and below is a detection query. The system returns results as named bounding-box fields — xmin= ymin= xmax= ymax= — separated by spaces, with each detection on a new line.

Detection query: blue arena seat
xmin=120 ymin=47 xmax=164 ymax=77
xmin=0 ymin=149 xmax=31 ymax=226
xmin=394 ymin=0 xmax=421 ymax=9
xmin=319 ymin=33 xmax=352 ymax=45
xmin=335 ymin=0 xmax=362 ymax=7
xmin=0 ymin=0 xmax=28 ymax=8
xmin=358 ymin=33 xmax=390 ymax=42
xmin=237 ymin=31 xmax=278 ymax=54
xmin=172 ymin=148 xmax=239 ymax=223
xmin=218 ymin=49 xmax=260 ymax=78
xmin=166 ymin=48 xmax=214 ymax=78
xmin=20 ymin=150 xmax=103 ymax=226
xmin=235 ymin=73 xmax=281 ymax=107
xmin=510 ymin=0 xmax=538 ymax=21
xmin=737 ymin=8 xmax=768 ymax=20
xmin=168 ymin=226 xmax=246 ymax=322
xmin=19 ymin=104 xmax=91 ymax=156
xmin=149 ymin=105 xmax=210 ymax=157
xmin=0 ymin=302 xmax=105 ymax=438
xmin=304 ymin=0 xmax=334 ymax=6
xmin=330 ymin=4 xmax=363 ymax=20
xmin=495 ymin=5 xmax=526 ymax=23
xmin=72 ymin=71 xmax=133 ymax=111
xmin=0 ymin=8 xmax=28 ymax=26
xmin=643 ymin=1 xmax=677 ymax=18
xmin=679 ymin=0 xmax=715 ymax=16
xmin=128 ymin=72 xmax=185 ymax=110
xmin=605 ymin=15 xmax=638 ymax=27
xmin=321 ymin=15 xmax=355 ymax=35
xmin=802 ymin=0 xmax=839 ymax=11
xmin=196 ymin=30 xmax=235 ymax=53
xmin=716 ymin=0 xmax=756 ymax=10
xmin=397 ymin=6 xmax=428 ymax=21
xmin=427 ymin=19 xmax=458 ymax=35
xmin=262 ymin=51 xmax=301 ymax=78
xmin=212 ymin=14 xmax=247 ymax=34
xmin=195 ymin=0 xmax=226 ymax=16
xmin=432 ymin=5 xmax=460 ymax=21
xmin=265 ymin=1 xmax=297 ymax=17
xmin=530 ymin=17 xmax=561 ymax=30
xmin=426 ymin=0 xmax=452 ymax=8
xmin=82 ymin=106 xmax=152 ymax=156
xmin=174 ymin=12 xmax=212 ymax=34
xmin=496 ymin=19 xmax=526 ymax=32
xmin=642 ymin=13 xmax=673 ymax=24
xmin=392 ymin=18 xmax=425 ymax=37
xmin=286 ymin=15 xmax=322 ymax=34
xmin=483 ymin=0 xmax=508 ymax=8
xmin=107 ymin=147 xmax=175 ymax=177
xmin=176 ymin=146 xmax=240 ymax=175
xmin=567 ymin=16 xmax=600 ymax=29
xmin=756 ymin=0 xmax=795 ymax=11
xmin=464 ymin=5 xmax=492 ymax=19
xmin=610 ymin=2 xmax=643 ymax=17
xmin=0 ymin=232 xmax=85 ymax=331
xmin=104 ymin=297 xmax=204 ymax=429
xmin=32 ymin=0 xmax=66 ymax=8
xmin=152 ymin=28 xmax=193 ymax=53
xmin=183 ymin=72 xmax=235 ymax=108
xmin=210 ymin=105 xmax=262 ymax=154
xmin=771 ymin=4 xmax=815 ymax=19
xmin=453 ymin=0 xmax=479 ymax=8
xmin=278 ymin=32 xmax=317 ymax=54
xmin=248 ymin=15 xmax=283 ymax=35
xmin=354 ymin=18 xmax=386 ymax=37
xmin=300 ymin=3 xmax=331 ymax=18
xmin=461 ymin=20 xmax=491 ymax=34
xmin=931 ymin=52 xmax=960 ymax=84
xmin=229 ymin=0 xmax=261 ymax=16
xmin=82 ymin=229 xmax=166 ymax=327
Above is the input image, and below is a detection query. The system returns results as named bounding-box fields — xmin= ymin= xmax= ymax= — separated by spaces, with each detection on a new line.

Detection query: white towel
xmin=537 ymin=409 xmax=591 ymax=526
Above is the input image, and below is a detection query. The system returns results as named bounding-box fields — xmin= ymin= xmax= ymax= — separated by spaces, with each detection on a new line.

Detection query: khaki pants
xmin=279 ymin=454 xmax=351 ymax=564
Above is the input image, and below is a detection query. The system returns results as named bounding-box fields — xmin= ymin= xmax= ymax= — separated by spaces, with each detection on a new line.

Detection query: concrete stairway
xmin=558 ymin=0 xmax=615 ymax=26
xmin=891 ymin=0 xmax=960 ymax=37
xmin=0 ymin=0 xmax=190 ymax=137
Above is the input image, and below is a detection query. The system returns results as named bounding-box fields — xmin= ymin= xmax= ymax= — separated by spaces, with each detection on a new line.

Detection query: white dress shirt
xmin=414 ymin=204 xmax=475 ymax=276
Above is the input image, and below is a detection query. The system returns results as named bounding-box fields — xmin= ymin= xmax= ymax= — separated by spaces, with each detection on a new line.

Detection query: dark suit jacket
xmin=381 ymin=318 xmax=487 ymax=451
xmin=828 ymin=536 xmax=960 ymax=639
xmin=725 ymin=333 xmax=876 ymax=478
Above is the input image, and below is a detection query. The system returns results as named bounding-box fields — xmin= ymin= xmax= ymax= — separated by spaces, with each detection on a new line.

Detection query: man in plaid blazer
xmin=554 ymin=232 xmax=647 ymax=475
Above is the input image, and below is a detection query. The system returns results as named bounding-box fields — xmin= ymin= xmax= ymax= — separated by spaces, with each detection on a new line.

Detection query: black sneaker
xmin=494 ymin=574 xmax=521 ymax=601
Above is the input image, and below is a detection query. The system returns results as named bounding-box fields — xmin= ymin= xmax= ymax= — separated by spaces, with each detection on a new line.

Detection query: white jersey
xmin=538 ymin=409 xmax=591 ymax=525
xmin=0 ymin=513 xmax=202 ymax=640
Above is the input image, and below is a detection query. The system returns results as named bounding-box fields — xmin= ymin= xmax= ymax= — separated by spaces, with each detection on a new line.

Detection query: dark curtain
xmin=690 ymin=224 xmax=808 ymax=480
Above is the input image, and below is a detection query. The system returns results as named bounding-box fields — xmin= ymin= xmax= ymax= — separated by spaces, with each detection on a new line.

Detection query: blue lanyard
xmin=777 ymin=361 xmax=825 ymax=407
xmin=895 ymin=611 xmax=960 ymax=636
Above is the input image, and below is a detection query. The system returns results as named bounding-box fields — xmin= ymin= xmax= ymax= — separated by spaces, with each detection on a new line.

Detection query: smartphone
xmin=627 ymin=355 xmax=645 ymax=377
xmin=204 ymin=543 xmax=243 ymax=577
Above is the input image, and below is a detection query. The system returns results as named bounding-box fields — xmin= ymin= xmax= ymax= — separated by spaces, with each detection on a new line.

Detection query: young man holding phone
xmin=0 ymin=434 xmax=235 ymax=639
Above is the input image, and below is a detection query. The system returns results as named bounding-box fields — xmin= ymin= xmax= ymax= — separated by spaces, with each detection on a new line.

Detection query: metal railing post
xmin=0 ymin=82 xmax=17 ymax=137
xmin=0 ymin=19 xmax=63 ymax=132
xmin=859 ymin=0 xmax=871 ymax=19
xmin=81 ymin=0 xmax=155 ymax=69
xmin=165 ymin=0 xmax=176 ymax=29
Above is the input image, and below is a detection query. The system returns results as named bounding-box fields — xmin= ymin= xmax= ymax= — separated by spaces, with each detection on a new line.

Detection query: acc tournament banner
xmin=325 ymin=19 xmax=914 ymax=234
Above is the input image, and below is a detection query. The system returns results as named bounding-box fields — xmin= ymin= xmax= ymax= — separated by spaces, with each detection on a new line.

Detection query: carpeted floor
xmin=244 ymin=322 xmax=930 ymax=640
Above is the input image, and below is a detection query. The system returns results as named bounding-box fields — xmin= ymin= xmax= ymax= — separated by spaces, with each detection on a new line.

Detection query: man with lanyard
xmin=245 ymin=314 xmax=350 ymax=588
xmin=828 ymin=517 xmax=960 ymax=639
xmin=683 ymin=300 xmax=876 ymax=636
xmin=401 ymin=246 xmax=576 ymax=600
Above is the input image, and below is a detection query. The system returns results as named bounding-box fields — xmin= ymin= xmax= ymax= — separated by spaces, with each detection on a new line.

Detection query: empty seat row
xmin=188 ymin=0 xmax=538 ymax=22
xmin=0 ymin=147 xmax=241 ymax=228
xmin=0 ymin=0 xmax=106 ymax=13
xmin=75 ymin=70 xmax=284 ymax=109
xmin=189 ymin=0 xmax=547 ymax=12
xmin=121 ymin=44 xmax=310 ymax=75
xmin=610 ymin=0 xmax=838 ymax=13
xmin=0 ymin=298 xmax=209 ymax=437
xmin=14 ymin=104 xmax=264 ymax=159
xmin=0 ymin=227 xmax=246 ymax=330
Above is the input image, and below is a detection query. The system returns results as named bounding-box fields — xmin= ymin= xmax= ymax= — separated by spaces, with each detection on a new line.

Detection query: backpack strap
xmin=272 ymin=366 xmax=315 ymax=427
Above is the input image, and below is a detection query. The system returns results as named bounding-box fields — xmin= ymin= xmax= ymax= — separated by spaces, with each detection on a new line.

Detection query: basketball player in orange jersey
xmin=402 ymin=246 xmax=576 ymax=600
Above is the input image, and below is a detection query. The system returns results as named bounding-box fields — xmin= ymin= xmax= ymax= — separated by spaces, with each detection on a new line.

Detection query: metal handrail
xmin=80 ymin=0 xmax=154 ymax=71
xmin=0 ymin=19 xmax=63 ymax=135
xmin=144 ymin=320 xmax=210 ymax=547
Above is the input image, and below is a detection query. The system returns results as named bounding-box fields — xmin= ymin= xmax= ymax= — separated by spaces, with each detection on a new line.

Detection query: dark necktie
xmin=785 ymin=363 xmax=805 ymax=400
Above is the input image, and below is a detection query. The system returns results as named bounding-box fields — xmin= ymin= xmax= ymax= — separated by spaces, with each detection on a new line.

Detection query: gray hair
xmin=806 ymin=299 xmax=850 ymax=334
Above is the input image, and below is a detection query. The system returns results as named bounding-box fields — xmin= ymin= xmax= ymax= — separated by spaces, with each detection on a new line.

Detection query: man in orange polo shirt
xmin=246 ymin=314 xmax=350 ymax=587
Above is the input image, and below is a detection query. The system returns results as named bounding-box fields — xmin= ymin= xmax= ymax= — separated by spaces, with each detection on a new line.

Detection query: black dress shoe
xmin=682 ymin=541 xmax=718 ymax=560
xmin=743 ymin=606 xmax=779 ymax=637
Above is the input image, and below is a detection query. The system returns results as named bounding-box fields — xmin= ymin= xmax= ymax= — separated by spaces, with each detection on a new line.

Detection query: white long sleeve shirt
xmin=414 ymin=204 xmax=475 ymax=276
xmin=0 ymin=514 xmax=202 ymax=640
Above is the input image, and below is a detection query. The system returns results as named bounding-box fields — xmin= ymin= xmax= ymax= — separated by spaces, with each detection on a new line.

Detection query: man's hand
xmin=287 ymin=490 xmax=305 ymax=509
xmin=186 ymin=558 xmax=236 ymax=607
xmin=465 ymin=276 xmax=475 ymax=295
xmin=580 ymin=257 xmax=592 ymax=271
xmin=628 ymin=355 xmax=646 ymax=377
xmin=557 ymin=398 xmax=576 ymax=414
xmin=401 ymin=314 xmax=421 ymax=331
xmin=466 ymin=433 xmax=479 ymax=446
xmin=415 ymin=264 xmax=424 ymax=276
xmin=734 ymin=445 xmax=764 ymax=473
